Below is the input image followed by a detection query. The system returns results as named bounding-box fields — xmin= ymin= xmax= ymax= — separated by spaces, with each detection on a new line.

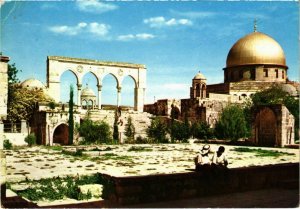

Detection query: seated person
xmin=194 ymin=144 xmax=211 ymax=171
xmin=212 ymin=146 xmax=228 ymax=167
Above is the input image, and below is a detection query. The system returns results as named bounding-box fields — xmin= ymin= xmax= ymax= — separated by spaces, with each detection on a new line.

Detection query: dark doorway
xmin=53 ymin=124 xmax=69 ymax=145
xmin=255 ymin=108 xmax=277 ymax=146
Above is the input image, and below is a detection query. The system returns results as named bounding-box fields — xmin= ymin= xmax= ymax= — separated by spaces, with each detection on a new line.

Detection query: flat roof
xmin=48 ymin=56 xmax=146 ymax=69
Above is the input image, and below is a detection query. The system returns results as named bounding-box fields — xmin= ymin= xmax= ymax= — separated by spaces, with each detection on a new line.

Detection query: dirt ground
xmin=4 ymin=142 xmax=299 ymax=183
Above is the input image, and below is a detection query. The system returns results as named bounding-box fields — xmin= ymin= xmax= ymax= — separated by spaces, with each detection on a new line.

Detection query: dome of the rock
xmin=226 ymin=32 xmax=287 ymax=68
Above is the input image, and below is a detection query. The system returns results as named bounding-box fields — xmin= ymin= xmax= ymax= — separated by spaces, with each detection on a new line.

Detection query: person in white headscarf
xmin=194 ymin=144 xmax=211 ymax=171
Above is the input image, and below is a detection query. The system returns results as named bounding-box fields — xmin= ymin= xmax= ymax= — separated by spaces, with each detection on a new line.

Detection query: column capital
xmin=77 ymin=83 xmax=82 ymax=90
xmin=117 ymin=86 xmax=122 ymax=93
xmin=97 ymin=84 xmax=102 ymax=91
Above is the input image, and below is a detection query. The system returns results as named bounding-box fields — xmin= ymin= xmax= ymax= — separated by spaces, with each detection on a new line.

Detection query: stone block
xmin=78 ymin=184 xmax=103 ymax=198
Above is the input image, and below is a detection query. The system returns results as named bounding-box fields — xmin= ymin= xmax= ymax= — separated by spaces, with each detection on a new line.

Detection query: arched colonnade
xmin=46 ymin=56 xmax=146 ymax=112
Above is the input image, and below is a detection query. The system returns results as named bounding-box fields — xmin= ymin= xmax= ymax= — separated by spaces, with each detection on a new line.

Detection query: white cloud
xmin=144 ymin=16 xmax=192 ymax=28
xmin=117 ymin=33 xmax=155 ymax=41
xmin=88 ymin=22 xmax=110 ymax=36
xmin=49 ymin=22 xmax=110 ymax=38
xmin=76 ymin=0 xmax=118 ymax=13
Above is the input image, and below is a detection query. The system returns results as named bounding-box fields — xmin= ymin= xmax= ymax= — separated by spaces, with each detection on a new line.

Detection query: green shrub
xmin=191 ymin=121 xmax=214 ymax=140
xmin=169 ymin=120 xmax=190 ymax=143
xmin=3 ymin=139 xmax=12 ymax=150
xmin=48 ymin=101 xmax=56 ymax=110
xmin=215 ymin=105 xmax=248 ymax=141
xmin=147 ymin=118 xmax=168 ymax=143
xmin=124 ymin=116 xmax=135 ymax=141
xmin=25 ymin=133 xmax=36 ymax=146
xmin=78 ymin=119 xmax=112 ymax=144
xmin=135 ymin=136 xmax=152 ymax=144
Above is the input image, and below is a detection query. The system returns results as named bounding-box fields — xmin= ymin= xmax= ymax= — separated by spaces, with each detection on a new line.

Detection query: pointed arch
xmin=101 ymin=73 xmax=119 ymax=107
xmin=52 ymin=123 xmax=69 ymax=145
xmin=60 ymin=70 xmax=78 ymax=104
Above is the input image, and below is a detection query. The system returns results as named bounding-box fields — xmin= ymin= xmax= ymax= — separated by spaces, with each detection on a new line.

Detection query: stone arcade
xmin=47 ymin=56 xmax=146 ymax=112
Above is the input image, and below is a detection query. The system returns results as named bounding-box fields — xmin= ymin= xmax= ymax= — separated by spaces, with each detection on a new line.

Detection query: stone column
xmin=97 ymin=84 xmax=102 ymax=110
xmin=77 ymin=84 xmax=82 ymax=107
xmin=0 ymin=150 xmax=6 ymax=200
xmin=117 ymin=86 xmax=122 ymax=107
xmin=0 ymin=120 xmax=3 ymax=133
xmin=135 ymin=88 xmax=145 ymax=112
xmin=21 ymin=120 xmax=28 ymax=134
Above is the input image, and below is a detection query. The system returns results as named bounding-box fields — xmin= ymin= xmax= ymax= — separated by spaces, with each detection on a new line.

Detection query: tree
xmin=191 ymin=121 xmax=213 ymax=140
xmin=78 ymin=119 xmax=112 ymax=144
xmin=147 ymin=117 xmax=168 ymax=143
xmin=124 ymin=116 xmax=135 ymax=141
xmin=113 ymin=111 xmax=119 ymax=142
xmin=251 ymin=84 xmax=289 ymax=106
xmin=7 ymin=85 xmax=53 ymax=123
xmin=169 ymin=114 xmax=190 ymax=143
xmin=8 ymin=63 xmax=21 ymax=84
xmin=68 ymin=85 xmax=74 ymax=145
xmin=215 ymin=105 xmax=248 ymax=141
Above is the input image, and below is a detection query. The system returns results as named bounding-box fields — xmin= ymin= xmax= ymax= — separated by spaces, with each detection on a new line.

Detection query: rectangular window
xmin=275 ymin=69 xmax=278 ymax=78
xmin=263 ymin=68 xmax=268 ymax=77
xmin=282 ymin=70 xmax=285 ymax=79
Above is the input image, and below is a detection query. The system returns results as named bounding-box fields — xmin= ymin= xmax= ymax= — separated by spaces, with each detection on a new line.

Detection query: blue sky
xmin=1 ymin=1 xmax=298 ymax=106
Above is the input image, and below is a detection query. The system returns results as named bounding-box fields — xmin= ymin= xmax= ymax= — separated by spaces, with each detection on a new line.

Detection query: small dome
xmin=81 ymin=85 xmax=96 ymax=97
xmin=193 ymin=72 xmax=206 ymax=80
xmin=282 ymin=84 xmax=298 ymax=96
xmin=21 ymin=78 xmax=45 ymax=89
xmin=226 ymin=32 xmax=286 ymax=68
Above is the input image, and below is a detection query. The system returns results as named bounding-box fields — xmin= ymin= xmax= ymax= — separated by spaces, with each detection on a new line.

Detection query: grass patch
xmin=233 ymin=147 xmax=295 ymax=157
xmin=98 ymin=153 xmax=133 ymax=162
xmin=128 ymin=146 xmax=153 ymax=152
xmin=13 ymin=174 xmax=107 ymax=202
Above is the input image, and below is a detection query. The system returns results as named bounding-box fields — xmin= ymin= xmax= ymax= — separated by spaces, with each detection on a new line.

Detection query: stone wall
xmin=102 ymin=163 xmax=299 ymax=206
xmin=0 ymin=56 xmax=9 ymax=121
xmin=0 ymin=133 xmax=27 ymax=148
xmin=207 ymin=83 xmax=230 ymax=95
xmin=224 ymin=65 xmax=286 ymax=83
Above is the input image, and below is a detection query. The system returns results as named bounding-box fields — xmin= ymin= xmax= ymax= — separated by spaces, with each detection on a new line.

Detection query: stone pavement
xmin=128 ymin=188 xmax=299 ymax=208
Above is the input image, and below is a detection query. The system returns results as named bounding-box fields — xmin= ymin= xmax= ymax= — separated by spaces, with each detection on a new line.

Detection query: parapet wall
xmin=102 ymin=163 xmax=299 ymax=206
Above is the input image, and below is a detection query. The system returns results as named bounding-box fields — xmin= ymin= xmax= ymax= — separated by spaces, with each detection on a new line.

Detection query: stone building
xmin=144 ymin=29 xmax=298 ymax=147
xmin=81 ymin=84 xmax=97 ymax=110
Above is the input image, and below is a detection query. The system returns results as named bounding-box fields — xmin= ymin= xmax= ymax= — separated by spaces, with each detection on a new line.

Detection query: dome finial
xmin=254 ymin=18 xmax=257 ymax=32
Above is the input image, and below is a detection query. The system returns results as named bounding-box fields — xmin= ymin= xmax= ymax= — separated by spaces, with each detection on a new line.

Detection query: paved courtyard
xmin=4 ymin=143 xmax=299 ymax=183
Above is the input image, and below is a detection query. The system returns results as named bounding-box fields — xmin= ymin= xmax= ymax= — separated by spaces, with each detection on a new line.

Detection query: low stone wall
xmin=0 ymin=133 xmax=27 ymax=148
xmin=102 ymin=163 xmax=299 ymax=206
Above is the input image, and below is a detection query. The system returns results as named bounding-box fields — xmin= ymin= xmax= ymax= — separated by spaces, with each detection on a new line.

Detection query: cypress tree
xmin=113 ymin=109 xmax=119 ymax=142
xmin=68 ymin=85 xmax=74 ymax=145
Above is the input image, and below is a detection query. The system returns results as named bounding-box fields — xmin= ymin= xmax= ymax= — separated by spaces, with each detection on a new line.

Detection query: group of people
xmin=194 ymin=144 xmax=228 ymax=171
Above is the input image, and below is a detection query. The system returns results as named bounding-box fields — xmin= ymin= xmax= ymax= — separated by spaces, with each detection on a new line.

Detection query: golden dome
xmin=226 ymin=32 xmax=287 ymax=68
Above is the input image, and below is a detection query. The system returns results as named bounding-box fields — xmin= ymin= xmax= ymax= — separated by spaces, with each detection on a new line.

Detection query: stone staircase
xmin=79 ymin=109 xmax=154 ymax=139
